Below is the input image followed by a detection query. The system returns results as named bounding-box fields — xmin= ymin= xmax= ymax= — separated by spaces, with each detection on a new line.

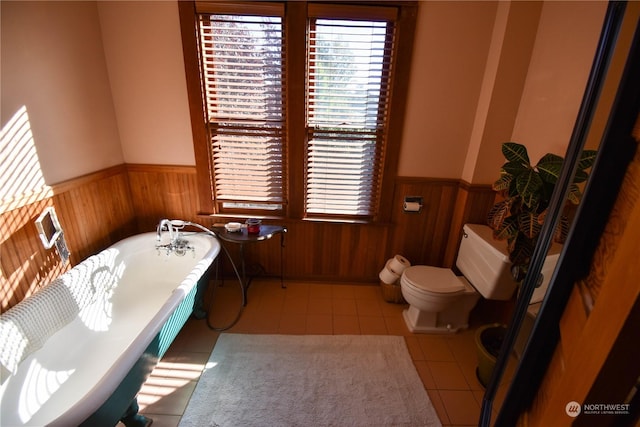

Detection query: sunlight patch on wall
xmin=1 ymin=106 xmax=52 ymax=212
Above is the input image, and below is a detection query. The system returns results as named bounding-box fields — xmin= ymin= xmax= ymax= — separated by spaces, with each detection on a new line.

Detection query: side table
xmin=211 ymin=224 xmax=287 ymax=305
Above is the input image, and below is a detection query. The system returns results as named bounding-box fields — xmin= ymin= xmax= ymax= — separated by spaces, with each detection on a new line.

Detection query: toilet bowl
xmin=401 ymin=265 xmax=480 ymax=333
xmin=400 ymin=224 xmax=518 ymax=334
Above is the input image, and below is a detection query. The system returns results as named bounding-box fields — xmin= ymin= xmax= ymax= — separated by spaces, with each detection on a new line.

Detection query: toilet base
xmin=402 ymin=306 xmax=468 ymax=334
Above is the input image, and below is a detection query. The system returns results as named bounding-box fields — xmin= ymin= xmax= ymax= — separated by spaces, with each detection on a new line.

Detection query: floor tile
xmin=417 ymin=335 xmax=456 ymax=362
xmin=278 ymin=313 xmax=307 ymax=334
xmin=308 ymin=283 xmax=333 ymax=298
xmin=355 ymin=298 xmax=383 ymax=316
xmin=426 ymin=389 xmax=450 ymax=425
xmin=307 ymin=297 xmax=332 ymax=315
xmin=383 ymin=315 xmax=410 ymax=335
xmin=358 ymin=315 xmax=387 ymax=334
xmin=333 ymin=314 xmax=360 ymax=334
xmin=429 ymin=361 xmax=471 ymax=390
xmin=413 ymin=360 xmax=436 ymax=389
xmin=332 ymin=298 xmax=357 ymax=316
xmin=305 ymin=314 xmax=333 ymax=334
xmin=438 ymin=389 xmax=481 ymax=425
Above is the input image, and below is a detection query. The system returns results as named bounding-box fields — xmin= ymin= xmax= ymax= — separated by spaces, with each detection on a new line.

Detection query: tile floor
xmin=126 ymin=279 xmax=517 ymax=427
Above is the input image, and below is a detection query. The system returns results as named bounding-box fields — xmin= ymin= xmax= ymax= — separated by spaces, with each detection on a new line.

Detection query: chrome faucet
xmin=155 ymin=219 xmax=197 ymax=257
xmin=156 ymin=218 xmax=174 ymax=243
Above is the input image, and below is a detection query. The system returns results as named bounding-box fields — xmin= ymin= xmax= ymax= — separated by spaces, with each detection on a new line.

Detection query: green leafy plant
xmin=487 ymin=142 xmax=597 ymax=280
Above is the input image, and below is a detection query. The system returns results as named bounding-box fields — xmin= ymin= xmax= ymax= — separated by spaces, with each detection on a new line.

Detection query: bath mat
xmin=179 ymin=334 xmax=441 ymax=427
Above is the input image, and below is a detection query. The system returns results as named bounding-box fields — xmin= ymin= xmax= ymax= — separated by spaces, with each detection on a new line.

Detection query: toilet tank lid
xmin=402 ymin=266 xmax=466 ymax=293
xmin=463 ymin=223 xmax=510 ymax=263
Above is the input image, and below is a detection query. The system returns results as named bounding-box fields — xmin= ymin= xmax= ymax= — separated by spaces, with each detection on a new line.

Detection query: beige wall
xmin=398 ymin=1 xmax=498 ymax=180
xmin=511 ymin=1 xmax=607 ymax=163
xmin=398 ymin=1 xmax=606 ymax=184
xmin=1 ymin=1 xmax=607 ymax=189
xmin=97 ymin=1 xmax=195 ymax=166
xmin=1 ymin=1 xmax=123 ymax=186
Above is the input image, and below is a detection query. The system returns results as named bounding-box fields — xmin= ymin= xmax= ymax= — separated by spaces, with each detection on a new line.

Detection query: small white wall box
xmin=35 ymin=207 xmax=63 ymax=249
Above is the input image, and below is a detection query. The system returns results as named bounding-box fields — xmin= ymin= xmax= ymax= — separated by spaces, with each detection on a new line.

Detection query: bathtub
xmin=0 ymin=231 xmax=220 ymax=426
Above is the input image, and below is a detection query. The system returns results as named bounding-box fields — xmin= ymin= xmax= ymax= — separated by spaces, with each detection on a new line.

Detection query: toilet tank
xmin=456 ymin=224 xmax=517 ymax=300
xmin=530 ymin=241 xmax=563 ymax=304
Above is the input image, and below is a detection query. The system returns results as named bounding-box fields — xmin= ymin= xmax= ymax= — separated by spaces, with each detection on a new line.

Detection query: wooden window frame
xmin=178 ymin=1 xmax=417 ymax=223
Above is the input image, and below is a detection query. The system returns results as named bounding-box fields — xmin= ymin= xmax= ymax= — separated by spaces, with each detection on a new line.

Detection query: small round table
xmin=211 ymin=224 xmax=287 ymax=305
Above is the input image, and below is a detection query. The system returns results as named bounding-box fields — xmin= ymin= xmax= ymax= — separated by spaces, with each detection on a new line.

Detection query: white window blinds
xmin=306 ymin=16 xmax=395 ymax=217
xmin=198 ymin=12 xmax=285 ymax=210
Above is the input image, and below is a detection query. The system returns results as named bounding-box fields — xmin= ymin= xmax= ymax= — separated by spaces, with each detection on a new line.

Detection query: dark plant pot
xmin=475 ymin=323 xmax=507 ymax=388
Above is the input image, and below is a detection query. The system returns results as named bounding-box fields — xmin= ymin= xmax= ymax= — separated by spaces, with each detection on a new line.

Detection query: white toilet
xmin=400 ymin=223 xmax=518 ymax=333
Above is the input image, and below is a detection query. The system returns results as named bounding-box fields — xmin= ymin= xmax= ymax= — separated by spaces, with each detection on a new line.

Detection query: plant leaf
xmin=554 ymin=215 xmax=569 ymax=243
xmin=516 ymin=169 xmax=543 ymax=208
xmin=578 ymin=149 xmax=598 ymax=171
xmin=502 ymin=142 xmax=530 ymax=165
xmin=567 ymin=183 xmax=582 ymax=205
xmin=537 ymin=153 xmax=564 ymax=184
xmin=493 ymin=216 xmax=519 ymax=241
xmin=572 ymin=169 xmax=589 ymax=184
xmin=509 ymin=233 xmax=535 ymax=267
xmin=492 ymin=174 xmax=513 ymax=192
xmin=518 ymin=212 xmax=542 ymax=239
xmin=487 ymin=198 xmax=513 ymax=230
xmin=502 ymin=161 xmax=527 ymax=176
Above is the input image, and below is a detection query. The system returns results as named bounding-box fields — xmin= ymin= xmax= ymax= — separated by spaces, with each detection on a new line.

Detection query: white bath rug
xmin=179 ymin=334 xmax=441 ymax=427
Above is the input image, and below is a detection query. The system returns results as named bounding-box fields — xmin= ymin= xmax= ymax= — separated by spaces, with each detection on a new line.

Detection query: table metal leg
xmin=239 ymin=242 xmax=249 ymax=306
xmin=280 ymin=231 xmax=286 ymax=289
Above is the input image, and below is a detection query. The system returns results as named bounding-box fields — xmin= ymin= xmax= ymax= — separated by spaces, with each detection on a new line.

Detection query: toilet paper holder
xmin=403 ymin=196 xmax=423 ymax=213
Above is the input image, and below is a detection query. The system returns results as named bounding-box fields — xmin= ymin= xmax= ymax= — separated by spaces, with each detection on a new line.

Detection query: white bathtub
xmin=0 ymin=231 xmax=220 ymax=426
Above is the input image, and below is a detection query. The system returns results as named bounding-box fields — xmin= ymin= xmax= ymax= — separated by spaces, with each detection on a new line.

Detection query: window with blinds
xmin=198 ymin=12 xmax=285 ymax=211
xmin=184 ymin=2 xmax=412 ymax=220
xmin=305 ymin=16 xmax=395 ymax=218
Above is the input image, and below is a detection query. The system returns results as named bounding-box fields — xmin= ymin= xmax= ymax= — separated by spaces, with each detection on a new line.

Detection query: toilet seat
xmin=401 ymin=266 xmax=466 ymax=294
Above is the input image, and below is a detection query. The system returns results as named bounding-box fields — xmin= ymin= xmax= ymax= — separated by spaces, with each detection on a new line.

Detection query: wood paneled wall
xmin=385 ymin=177 xmax=495 ymax=269
xmin=52 ymin=165 xmax=138 ymax=264
xmin=2 ymin=164 xmax=495 ymax=311
xmin=1 ymin=165 xmax=136 ymax=312
xmin=127 ymin=168 xmax=495 ymax=282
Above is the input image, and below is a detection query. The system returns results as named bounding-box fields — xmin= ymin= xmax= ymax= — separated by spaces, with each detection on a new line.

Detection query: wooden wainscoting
xmin=206 ymin=217 xmax=390 ymax=283
xmin=1 ymin=165 xmax=136 ymax=312
xmin=125 ymin=167 xmax=497 ymax=282
xmin=1 ymin=163 xmax=498 ymax=311
xmin=126 ymin=164 xmax=201 ymax=232
xmin=387 ymin=178 xmax=495 ymax=269
xmin=52 ymin=165 xmax=138 ymax=264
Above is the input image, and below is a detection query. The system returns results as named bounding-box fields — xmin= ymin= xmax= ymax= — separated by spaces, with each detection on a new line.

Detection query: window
xmin=306 ymin=11 xmax=394 ymax=216
xmin=179 ymin=2 xmax=416 ymax=221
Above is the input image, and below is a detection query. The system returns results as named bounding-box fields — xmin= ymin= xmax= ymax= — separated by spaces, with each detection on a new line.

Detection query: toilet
xmin=400 ymin=223 xmax=519 ymax=333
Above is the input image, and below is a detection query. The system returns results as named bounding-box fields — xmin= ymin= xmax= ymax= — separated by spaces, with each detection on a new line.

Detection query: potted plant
xmin=474 ymin=142 xmax=597 ymax=387
xmin=487 ymin=142 xmax=597 ymax=279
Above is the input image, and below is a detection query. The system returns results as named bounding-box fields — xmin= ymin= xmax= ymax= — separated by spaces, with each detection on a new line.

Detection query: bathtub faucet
xmin=156 ymin=218 xmax=174 ymax=243
xmin=156 ymin=219 xmax=194 ymax=256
